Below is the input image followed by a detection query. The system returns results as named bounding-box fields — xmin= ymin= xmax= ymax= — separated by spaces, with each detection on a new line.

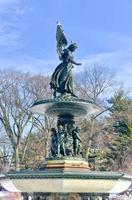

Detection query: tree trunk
xmin=86 ymin=117 xmax=95 ymax=160
xmin=15 ymin=144 xmax=20 ymax=171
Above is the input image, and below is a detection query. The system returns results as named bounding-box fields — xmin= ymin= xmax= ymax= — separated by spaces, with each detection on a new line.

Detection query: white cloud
xmin=73 ymin=29 xmax=132 ymax=91
xmin=0 ymin=0 xmax=32 ymax=47
xmin=0 ymin=0 xmax=20 ymax=12
xmin=0 ymin=0 xmax=19 ymax=3
xmin=75 ymin=47 xmax=132 ymax=90
xmin=0 ymin=56 xmax=57 ymax=75
xmin=0 ymin=31 xmax=20 ymax=46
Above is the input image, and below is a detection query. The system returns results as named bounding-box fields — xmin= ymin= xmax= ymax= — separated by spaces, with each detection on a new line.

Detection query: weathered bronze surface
xmin=50 ymin=22 xmax=81 ymax=98
xmin=31 ymin=22 xmax=101 ymax=158
xmin=31 ymin=97 xmax=101 ymax=158
xmin=31 ymin=98 xmax=100 ymax=117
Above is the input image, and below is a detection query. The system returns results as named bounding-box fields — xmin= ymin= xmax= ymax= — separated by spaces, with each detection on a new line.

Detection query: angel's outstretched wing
xmin=56 ymin=22 xmax=68 ymax=60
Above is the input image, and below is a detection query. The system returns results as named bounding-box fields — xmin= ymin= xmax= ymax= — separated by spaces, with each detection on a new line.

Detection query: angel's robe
xmin=50 ymin=48 xmax=74 ymax=95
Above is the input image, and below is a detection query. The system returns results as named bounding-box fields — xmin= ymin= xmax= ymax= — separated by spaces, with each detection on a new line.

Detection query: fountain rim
xmin=6 ymin=170 xmax=132 ymax=181
xmin=30 ymin=98 xmax=102 ymax=118
xmin=31 ymin=98 xmax=98 ymax=106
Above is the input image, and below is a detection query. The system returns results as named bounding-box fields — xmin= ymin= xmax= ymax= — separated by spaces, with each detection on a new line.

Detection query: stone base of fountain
xmin=1 ymin=158 xmax=131 ymax=195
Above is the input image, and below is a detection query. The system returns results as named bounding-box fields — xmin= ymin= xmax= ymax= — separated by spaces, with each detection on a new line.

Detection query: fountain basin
xmin=1 ymin=170 xmax=131 ymax=194
xmin=31 ymin=98 xmax=101 ymax=118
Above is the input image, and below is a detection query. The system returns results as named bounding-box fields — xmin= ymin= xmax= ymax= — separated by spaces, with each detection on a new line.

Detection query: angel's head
xmin=68 ymin=42 xmax=77 ymax=52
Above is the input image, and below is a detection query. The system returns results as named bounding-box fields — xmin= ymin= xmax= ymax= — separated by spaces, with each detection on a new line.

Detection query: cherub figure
xmin=57 ymin=125 xmax=67 ymax=156
xmin=72 ymin=127 xmax=82 ymax=156
xmin=51 ymin=128 xmax=58 ymax=157
xmin=50 ymin=22 xmax=81 ymax=98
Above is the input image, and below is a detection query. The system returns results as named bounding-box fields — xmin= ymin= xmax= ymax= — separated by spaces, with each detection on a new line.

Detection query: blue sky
xmin=0 ymin=0 xmax=132 ymax=89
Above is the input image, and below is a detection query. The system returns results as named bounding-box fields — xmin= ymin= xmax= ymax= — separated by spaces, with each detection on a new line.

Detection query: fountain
xmin=0 ymin=22 xmax=132 ymax=200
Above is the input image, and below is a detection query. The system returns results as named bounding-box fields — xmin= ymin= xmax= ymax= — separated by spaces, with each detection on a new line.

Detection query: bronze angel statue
xmin=50 ymin=22 xmax=81 ymax=98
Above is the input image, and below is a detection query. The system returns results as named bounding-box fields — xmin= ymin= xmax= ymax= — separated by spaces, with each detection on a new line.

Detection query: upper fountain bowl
xmin=30 ymin=97 xmax=101 ymax=118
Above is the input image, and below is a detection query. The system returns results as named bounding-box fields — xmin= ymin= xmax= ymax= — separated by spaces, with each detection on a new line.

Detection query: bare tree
xmin=75 ymin=65 xmax=115 ymax=165
xmin=25 ymin=74 xmax=55 ymax=158
xmin=0 ymin=124 xmax=12 ymax=173
xmin=26 ymin=74 xmax=52 ymax=101
xmin=0 ymin=70 xmax=55 ymax=170
xmin=0 ymin=70 xmax=33 ymax=170
xmin=75 ymin=64 xmax=114 ymax=103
